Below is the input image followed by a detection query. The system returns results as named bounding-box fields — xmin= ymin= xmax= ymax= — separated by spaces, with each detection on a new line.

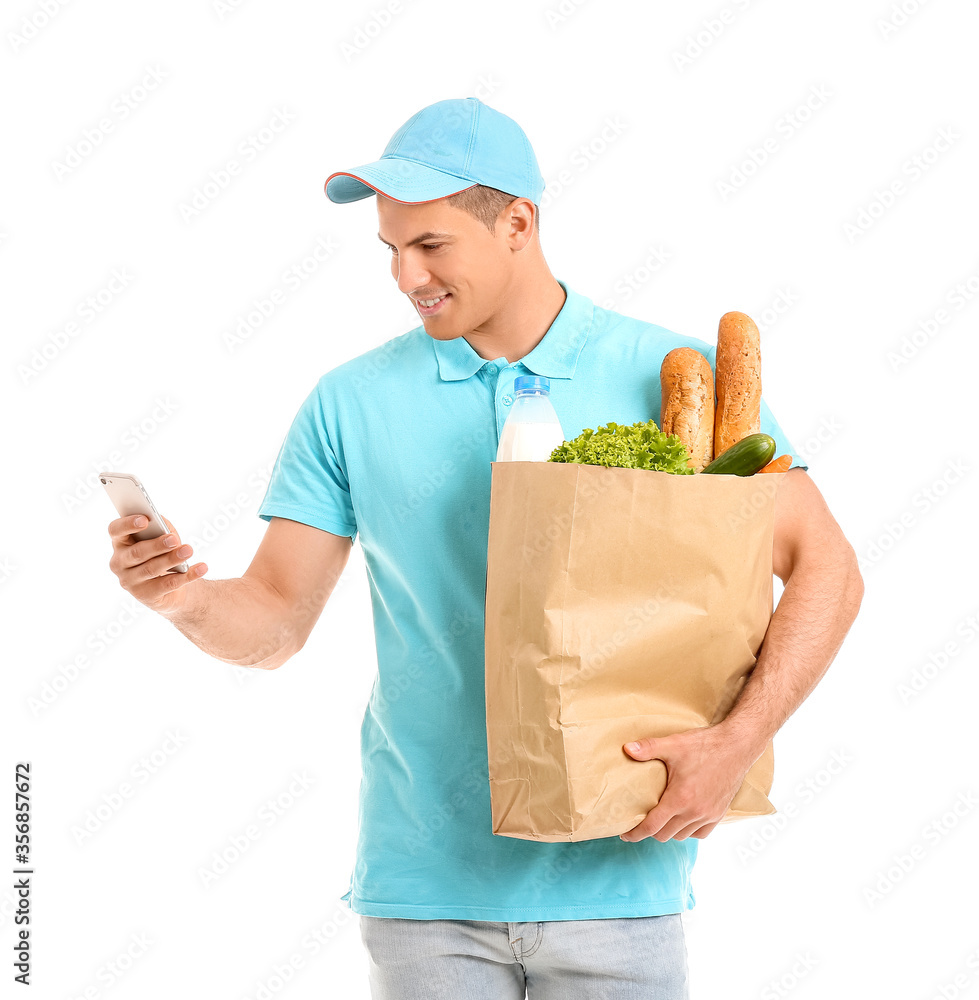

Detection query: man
xmin=107 ymin=97 xmax=863 ymax=998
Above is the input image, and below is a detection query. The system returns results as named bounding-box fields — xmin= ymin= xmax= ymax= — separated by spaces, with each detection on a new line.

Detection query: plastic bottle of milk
xmin=496 ymin=375 xmax=566 ymax=462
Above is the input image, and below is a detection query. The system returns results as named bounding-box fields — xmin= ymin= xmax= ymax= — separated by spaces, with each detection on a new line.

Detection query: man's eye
xmin=385 ymin=243 xmax=442 ymax=253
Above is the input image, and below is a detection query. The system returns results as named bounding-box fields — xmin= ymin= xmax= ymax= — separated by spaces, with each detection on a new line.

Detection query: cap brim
xmin=324 ymin=158 xmax=478 ymax=204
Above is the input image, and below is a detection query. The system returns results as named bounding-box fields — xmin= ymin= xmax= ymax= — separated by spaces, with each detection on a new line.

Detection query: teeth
xmin=418 ymin=295 xmax=446 ymax=307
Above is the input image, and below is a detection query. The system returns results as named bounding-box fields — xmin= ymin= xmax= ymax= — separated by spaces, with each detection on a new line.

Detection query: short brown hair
xmin=446 ymin=184 xmax=540 ymax=235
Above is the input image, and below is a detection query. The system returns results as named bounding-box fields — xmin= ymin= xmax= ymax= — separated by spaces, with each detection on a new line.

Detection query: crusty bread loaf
xmin=713 ymin=311 xmax=761 ymax=459
xmin=660 ymin=347 xmax=714 ymax=472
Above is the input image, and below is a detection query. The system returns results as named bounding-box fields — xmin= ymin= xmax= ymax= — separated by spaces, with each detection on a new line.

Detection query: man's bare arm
xmin=716 ymin=467 xmax=864 ymax=758
xmin=108 ymin=514 xmax=352 ymax=670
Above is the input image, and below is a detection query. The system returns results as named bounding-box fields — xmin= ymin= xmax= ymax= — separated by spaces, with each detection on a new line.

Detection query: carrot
xmin=757 ymin=454 xmax=792 ymax=474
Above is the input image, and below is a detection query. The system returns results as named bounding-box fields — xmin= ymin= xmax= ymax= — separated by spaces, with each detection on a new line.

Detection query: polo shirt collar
xmin=433 ymin=279 xmax=592 ymax=382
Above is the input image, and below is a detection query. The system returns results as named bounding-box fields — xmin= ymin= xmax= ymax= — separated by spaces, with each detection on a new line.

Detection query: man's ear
xmin=502 ymin=198 xmax=536 ymax=250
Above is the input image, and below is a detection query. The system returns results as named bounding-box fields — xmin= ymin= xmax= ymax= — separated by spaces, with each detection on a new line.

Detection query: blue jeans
xmin=358 ymin=914 xmax=689 ymax=999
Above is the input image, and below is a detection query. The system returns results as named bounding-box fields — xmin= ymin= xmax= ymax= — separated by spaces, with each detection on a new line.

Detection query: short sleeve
xmin=257 ymin=378 xmax=359 ymax=542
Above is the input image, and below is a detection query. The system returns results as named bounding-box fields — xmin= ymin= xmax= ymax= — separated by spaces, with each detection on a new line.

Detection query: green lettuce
xmin=547 ymin=419 xmax=694 ymax=474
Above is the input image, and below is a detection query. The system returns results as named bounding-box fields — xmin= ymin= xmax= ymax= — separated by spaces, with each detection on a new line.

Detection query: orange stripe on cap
xmin=323 ymin=171 xmax=478 ymax=204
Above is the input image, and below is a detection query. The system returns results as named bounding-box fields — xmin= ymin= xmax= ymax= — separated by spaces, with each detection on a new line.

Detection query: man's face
xmin=376 ymin=194 xmax=512 ymax=342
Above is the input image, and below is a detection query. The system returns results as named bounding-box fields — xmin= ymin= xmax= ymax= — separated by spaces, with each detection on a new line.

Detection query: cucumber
xmin=701 ymin=433 xmax=776 ymax=476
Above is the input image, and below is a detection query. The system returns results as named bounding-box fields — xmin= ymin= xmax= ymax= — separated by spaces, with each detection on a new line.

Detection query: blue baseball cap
xmin=324 ymin=97 xmax=545 ymax=207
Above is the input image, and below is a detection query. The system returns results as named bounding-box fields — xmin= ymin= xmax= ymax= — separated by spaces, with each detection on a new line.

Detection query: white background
xmin=3 ymin=0 xmax=978 ymax=997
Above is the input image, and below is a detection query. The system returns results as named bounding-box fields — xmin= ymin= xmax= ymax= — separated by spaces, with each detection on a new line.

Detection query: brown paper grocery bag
xmin=483 ymin=460 xmax=785 ymax=843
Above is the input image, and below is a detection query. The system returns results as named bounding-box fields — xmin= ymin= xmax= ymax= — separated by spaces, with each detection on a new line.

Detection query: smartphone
xmin=100 ymin=472 xmax=189 ymax=574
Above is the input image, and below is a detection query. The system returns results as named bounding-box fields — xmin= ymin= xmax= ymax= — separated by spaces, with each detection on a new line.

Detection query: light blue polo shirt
xmin=257 ymin=278 xmax=808 ymax=921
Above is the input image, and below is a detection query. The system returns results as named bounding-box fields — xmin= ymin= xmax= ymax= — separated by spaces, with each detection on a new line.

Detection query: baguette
xmin=660 ymin=347 xmax=714 ymax=472
xmin=713 ymin=311 xmax=761 ymax=459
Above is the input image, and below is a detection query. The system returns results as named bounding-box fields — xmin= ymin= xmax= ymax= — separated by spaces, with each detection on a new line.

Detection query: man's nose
xmin=395 ymin=252 xmax=430 ymax=296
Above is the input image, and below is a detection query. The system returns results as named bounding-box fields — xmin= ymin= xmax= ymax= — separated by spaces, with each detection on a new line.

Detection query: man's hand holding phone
xmin=107 ymin=513 xmax=208 ymax=615
xmin=102 ymin=472 xmax=209 ymax=616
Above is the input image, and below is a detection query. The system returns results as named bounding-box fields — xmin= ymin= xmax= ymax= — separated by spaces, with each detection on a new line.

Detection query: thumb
xmin=623 ymin=737 xmax=660 ymax=759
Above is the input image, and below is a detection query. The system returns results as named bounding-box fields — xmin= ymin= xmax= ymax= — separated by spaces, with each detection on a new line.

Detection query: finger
xmin=620 ymin=804 xmax=671 ymax=842
xmin=161 ymin=515 xmax=174 ymax=533
xmin=108 ymin=514 xmax=151 ymax=541
xmin=672 ymin=818 xmax=709 ymax=841
xmin=141 ymin=559 xmax=207 ymax=588
xmin=629 ymin=778 xmax=698 ymax=841
xmin=128 ymin=559 xmax=207 ymax=605
xmin=650 ymin=815 xmax=692 ymax=842
xmin=623 ymin=737 xmax=663 ymax=760
xmin=125 ymin=543 xmax=196 ymax=584
xmin=111 ymin=528 xmax=180 ymax=573
xmin=690 ymin=821 xmax=721 ymax=840
xmin=658 ymin=796 xmax=723 ymax=841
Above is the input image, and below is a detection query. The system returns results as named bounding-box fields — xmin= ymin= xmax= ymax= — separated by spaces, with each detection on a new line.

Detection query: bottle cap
xmin=513 ymin=375 xmax=550 ymax=394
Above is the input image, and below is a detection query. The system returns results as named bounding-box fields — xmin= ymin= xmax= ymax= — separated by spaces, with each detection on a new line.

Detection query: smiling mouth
xmin=415 ymin=293 xmax=450 ymax=315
